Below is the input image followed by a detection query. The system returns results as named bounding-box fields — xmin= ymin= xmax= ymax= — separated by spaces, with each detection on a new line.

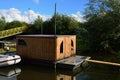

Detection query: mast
xmin=54 ymin=3 xmax=57 ymax=63
xmin=54 ymin=3 xmax=57 ymax=35
xmin=41 ymin=21 xmax=43 ymax=34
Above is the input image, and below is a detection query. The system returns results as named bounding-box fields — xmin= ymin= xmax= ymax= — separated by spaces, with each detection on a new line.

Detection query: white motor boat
xmin=0 ymin=54 xmax=21 ymax=67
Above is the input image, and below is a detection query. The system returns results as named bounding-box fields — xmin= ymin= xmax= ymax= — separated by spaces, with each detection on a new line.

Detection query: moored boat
xmin=0 ymin=54 xmax=21 ymax=67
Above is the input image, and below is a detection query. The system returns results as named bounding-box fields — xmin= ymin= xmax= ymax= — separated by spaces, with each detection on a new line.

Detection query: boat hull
xmin=0 ymin=55 xmax=21 ymax=67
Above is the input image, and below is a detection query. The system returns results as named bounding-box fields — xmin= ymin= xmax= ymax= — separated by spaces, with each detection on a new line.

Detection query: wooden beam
xmin=86 ymin=59 xmax=120 ymax=66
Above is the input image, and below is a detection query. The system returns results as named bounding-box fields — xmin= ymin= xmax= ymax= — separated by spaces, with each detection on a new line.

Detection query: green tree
xmin=43 ymin=19 xmax=54 ymax=34
xmin=0 ymin=16 xmax=6 ymax=31
xmin=5 ymin=20 xmax=23 ymax=29
xmin=83 ymin=0 xmax=120 ymax=53
xmin=33 ymin=16 xmax=43 ymax=34
xmin=43 ymin=14 xmax=80 ymax=35
xmin=25 ymin=16 xmax=43 ymax=34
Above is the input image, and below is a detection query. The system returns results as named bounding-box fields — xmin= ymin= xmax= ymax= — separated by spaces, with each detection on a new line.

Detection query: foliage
xmin=83 ymin=0 xmax=120 ymax=53
xmin=43 ymin=19 xmax=54 ymax=34
xmin=0 ymin=16 xmax=6 ymax=31
xmin=0 ymin=14 xmax=80 ymax=35
xmin=33 ymin=16 xmax=43 ymax=34
xmin=43 ymin=14 xmax=80 ymax=35
xmin=0 ymin=14 xmax=83 ymax=52
xmin=26 ymin=16 xmax=43 ymax=34
xmin=5 ymin=20 xmax=23 ymax=29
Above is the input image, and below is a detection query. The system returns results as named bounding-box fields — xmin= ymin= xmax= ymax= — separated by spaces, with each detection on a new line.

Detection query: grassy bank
xmin=0 ymin=47 xmax=16 ymax=54
xmin=76 ymin=38 xmax=120 ymax=63
xmin=80 ymin=52 xmax=120 ymax=63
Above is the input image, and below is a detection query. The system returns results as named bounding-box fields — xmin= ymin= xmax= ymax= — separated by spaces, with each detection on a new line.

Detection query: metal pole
xmin=41 ymin=21 xmax=43 ymax=34
xmin=54 ymin=3 xmax=56 ymax=35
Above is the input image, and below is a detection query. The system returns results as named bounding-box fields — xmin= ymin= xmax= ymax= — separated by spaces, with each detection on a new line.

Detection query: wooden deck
xmin=56 ymin=55 xmax=91 ymax=70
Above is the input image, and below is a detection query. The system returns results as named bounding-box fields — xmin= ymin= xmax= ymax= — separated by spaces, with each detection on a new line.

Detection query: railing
xmin=0 ymin=25 xmax=28 ymax=39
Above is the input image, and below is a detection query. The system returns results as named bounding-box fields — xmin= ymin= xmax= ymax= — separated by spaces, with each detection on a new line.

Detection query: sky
xmin=0 ymin=0 xmax=89 ymax=23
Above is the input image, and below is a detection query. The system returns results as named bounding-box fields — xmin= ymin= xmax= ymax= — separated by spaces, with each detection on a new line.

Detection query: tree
xmin=43 ymin=14 xmax=80 ymax=35
xmin=0 ymin=16 xmax=6 ymax=31
xmin=43 ymin=19 xmax=54 ymax=34
xmin=5 ymin=20 xmax=23 ymax=29
xmin=83 ymin=0 xmax=120 ymax=53
xmin=33 ymin=16 xmax=43 ymax=34
xmin=26 ymin=16 xmax=43 ymax=34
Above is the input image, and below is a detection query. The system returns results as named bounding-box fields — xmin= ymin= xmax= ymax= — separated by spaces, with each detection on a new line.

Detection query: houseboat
xmin=16 ymin=35 xmax=90 ymax=69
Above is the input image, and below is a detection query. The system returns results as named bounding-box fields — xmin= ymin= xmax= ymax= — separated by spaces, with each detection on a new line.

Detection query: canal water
xmin=0 ymin=63 xmax=120 ymax=80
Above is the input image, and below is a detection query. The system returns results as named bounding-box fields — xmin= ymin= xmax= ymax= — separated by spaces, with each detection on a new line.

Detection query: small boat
xmin=0 ymin=54 xmax=21 ymax=67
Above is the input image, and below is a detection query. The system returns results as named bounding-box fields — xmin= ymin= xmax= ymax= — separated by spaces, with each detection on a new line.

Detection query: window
xmin=60 ymin=78 xmax=63 ymax=80
xmin=18 ymin=39 xmax=27 ymax=46
xmin=0 ymin=43 xmax=4 ymax=48
xmin=71 ymin=40 xmax=74 ymax=50
xmin=60 ymin=41 xmax=63 ymax=53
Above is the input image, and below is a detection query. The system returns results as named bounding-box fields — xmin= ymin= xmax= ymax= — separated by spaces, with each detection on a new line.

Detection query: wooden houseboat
xmin=16 ymin=35 xmax=90 ymax=69
xmin=16 ymin=35 xmax=76 ymax=60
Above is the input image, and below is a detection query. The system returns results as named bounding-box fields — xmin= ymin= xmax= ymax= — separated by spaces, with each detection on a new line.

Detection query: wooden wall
xmin=56 ymin=74 xmax=76 ymax=80
xmin=16 ymin=35 xmax=76 ymax=61
xmin=56 ymin=36 xmax=76 ymax=60
xmin=17 ymin=37 xmax=56 ymax=61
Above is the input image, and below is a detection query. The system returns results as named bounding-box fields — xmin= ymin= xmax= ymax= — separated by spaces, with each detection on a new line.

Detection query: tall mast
xmin=41 ymin=21 xmax=43 ymax=34
xmin=54 ymin=3 xmax=57 ymax=35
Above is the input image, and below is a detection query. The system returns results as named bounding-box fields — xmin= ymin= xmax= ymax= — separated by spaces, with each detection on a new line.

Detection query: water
xmin=0 ymin=64 xmax=120 ymax=80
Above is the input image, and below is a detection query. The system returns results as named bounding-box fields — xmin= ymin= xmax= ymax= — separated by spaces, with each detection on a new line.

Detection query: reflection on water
xmin=0 ymin=66 xmax=21 ymax=80
xmin=0 ymin=64 xmax=120 ymax=80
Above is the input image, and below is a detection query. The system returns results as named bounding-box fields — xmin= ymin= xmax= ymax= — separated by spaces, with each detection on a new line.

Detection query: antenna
xmin=54 ymin=3 xmax=57 ymax=35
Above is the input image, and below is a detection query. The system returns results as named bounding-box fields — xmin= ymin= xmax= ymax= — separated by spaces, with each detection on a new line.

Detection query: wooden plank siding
xmin=56 ymin=36 xmax=76 ymax=60
xmin=16 ymin=35 xmax=76 ymax=61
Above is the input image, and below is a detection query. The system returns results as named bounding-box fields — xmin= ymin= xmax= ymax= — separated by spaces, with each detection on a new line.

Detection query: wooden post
xmin=86 ymin=59 xmax=120 ymax=67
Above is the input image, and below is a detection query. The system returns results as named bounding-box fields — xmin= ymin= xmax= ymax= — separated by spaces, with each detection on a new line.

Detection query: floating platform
xmin=21 ymin=55 xmax=91 ymax=70
xmin=56 ymin=55 xmax=91 ymax=70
